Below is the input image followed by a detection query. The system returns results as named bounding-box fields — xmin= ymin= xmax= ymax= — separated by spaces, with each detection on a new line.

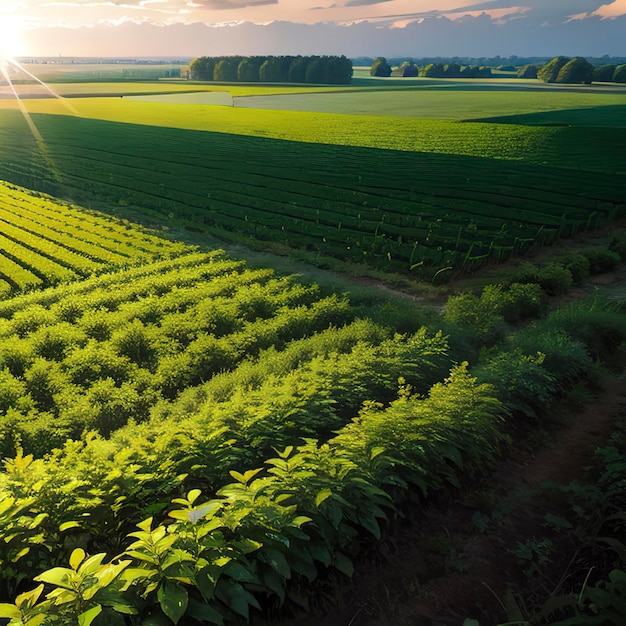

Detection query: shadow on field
xmin=473 ymin=104 xmax=626 ymax=128
xmin=0 ymin=110 xmax=625 ymax=273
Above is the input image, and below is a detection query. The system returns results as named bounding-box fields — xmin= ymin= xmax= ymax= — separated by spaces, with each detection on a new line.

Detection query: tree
xmin=188 ymin=57 xmax=214 ymax=81
xmin=237 ymin=58 xmax=261 ymax=82
xmin=305 ymin=58 xmax=324 ymax=83
xmin=421 ymin=63 xmax=446 ymax=78
xmin=370 ymin=57 xmax=392 ymax=77
xmin=444 ymin=63 xmax=462 ymax=78
xmin=537 ymin=56 xmax=570 ymax=83
xmin=613 ymin=64 xmax=626 ymax=83
xmin=213 ymin=58 xmax=239 ymax=82
xmin=288 ymin=57 xmax=308 ymax=83
xmin=593 ymin=64 xmax=617 ymax=82
xmin=401 ymin=62 xmax=419 ymax=77
xmin=517 ymin=64 xmax=539 ymax=79
xmin=556 ymin=57 xmax=593 ymax=84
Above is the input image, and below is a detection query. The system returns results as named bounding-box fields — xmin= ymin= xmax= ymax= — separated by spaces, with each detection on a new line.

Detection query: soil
xmin=270 ymin=228 xmax=626 ymax=626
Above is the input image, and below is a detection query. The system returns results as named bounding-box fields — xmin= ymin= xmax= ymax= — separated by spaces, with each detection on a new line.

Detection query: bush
xmin=443 ymin=291 xmax=505 ymax=345
xmin=517 ymin=64 xmax=539 ymax=79
xmin=537 ymin=56 xmax=570 ymax=83
xmin=581 ymin=247 xmax=621 ymax=274
xmin=561 ymin=253 xmax=591 ymax=283
xmin=556 ymin=57 xmax=593 ymax=84
xmin=608 ymin=230 xmax=626 ymax=260
xmin=613 ymin=64 xmax=626 ymax=83
xmin=593 ymin=64 xmax=617 ymax=82
xmin=370 ymin=57 xmax=391 ymax=77
xmin=478 ymin=283 xmax=544 ymax=324
xmin=536 ymin=263 xmax=573 ymax=296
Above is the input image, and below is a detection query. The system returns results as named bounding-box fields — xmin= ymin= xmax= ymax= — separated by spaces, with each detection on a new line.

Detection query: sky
xmin=2 ymin=0 xmax=626 ymax=58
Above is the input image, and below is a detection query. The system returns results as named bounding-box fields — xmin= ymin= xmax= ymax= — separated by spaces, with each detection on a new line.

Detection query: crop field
xmin=0 ymin=181 xmax=187 ymax=293
xmin=0 ymin=93 xmax=624 ymax=275
xmin=0 ymin=74 xmax=625 ymax=624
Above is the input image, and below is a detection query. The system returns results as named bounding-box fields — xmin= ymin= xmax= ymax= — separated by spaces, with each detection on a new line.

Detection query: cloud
xmin=344 ymin=0 xmax=393 ymax=6
xmin=173 ymin=0 xmax=278 ymax=8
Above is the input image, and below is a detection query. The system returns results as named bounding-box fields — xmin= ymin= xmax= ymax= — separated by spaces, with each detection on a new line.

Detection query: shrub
xmin=537 ymin=56 xmax=570 ymax=83
xmin=370 ymin=57 xmax=391 ymax=77
xmin=580 ymin=247 xmax=621 ymax=274
xmin=561 ymin=253 xmax=590 ymax=283
xmin=536 ymin=263 xmax=573 ymax=296
xmin=0 ymin=368 xmax=33 ymax=414
xmin=511 ymin=262 xmax=540 ymax=285
xmin=443 ymin=291 xmax=505 ymax=345
xmin=474 ymin=350 xmax=556 ymax=421
xmin=608 ymin=230 xmax=626 ymax=260
xmin=111 ymin=319 xmax=156 ymax=367
xmin=517 ymin=64 xmax=539 ymax=78
xmin=593 ymin=64 xmax=617 ymax=82
xmin=481 ymin=283 xmax=545 ymax=323
xmin=613 ymin=64 xmax=626 ymax=83
xmin=556 ymin=57 xmax=593 ymax=84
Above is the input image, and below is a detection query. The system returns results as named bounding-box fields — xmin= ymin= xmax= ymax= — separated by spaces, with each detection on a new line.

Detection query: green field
xmin=0 ymin=75 xmax=625 ymax=624
xmin=0 ymin=89 xmax=625 ymax=276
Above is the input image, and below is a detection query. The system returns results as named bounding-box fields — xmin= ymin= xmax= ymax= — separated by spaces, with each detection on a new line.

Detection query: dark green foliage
xmin=543 ymin=298 xmax=626 ymax=357
xmin=556 ymin=57 xmax=593 ymax=84
xmin=370 ymin=57 xmax=392 ymax=77
xmin=213 ymin=58 xmax=239 ymax=82
xmin=593 ymin=64 xmax=617 ymax=82
xmin=444 ymin=63 xmax=462 ymax=78
xmin=237 ymin=57 xmax=261 ymax=82
xmin=614 ymin=64 xmax=626 ymax=83
xmin=188 ymin=55 xmax=352 ymax=84
xmin=516 ymin=64 xmax=539 ymax=78
xmin=537 ymin=56 xmax=571 ymax=83
xmin=608 ymin=230 xmax=626 ymax=260
xmin=400 ymin=62 xmax=419 ymax=77
xmin=561 ymin=252 xmax=590 ymax=283
xmin=512 ymin=262 xmax=573 ymax=296
xmin=580 ymin=247 xmax=621 ymax=274
xmin=480 ymin=282 xmax=545 ymax=323
xmin=421 ymin=63 xmax=445 ymax=78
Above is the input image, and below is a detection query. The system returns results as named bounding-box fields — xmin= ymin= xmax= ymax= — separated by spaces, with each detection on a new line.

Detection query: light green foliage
xmin=0 ymin=182 xmax=187 ymax=293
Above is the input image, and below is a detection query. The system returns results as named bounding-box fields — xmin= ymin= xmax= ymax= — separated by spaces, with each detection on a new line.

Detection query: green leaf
xmin=187 ymin=489 xmax=202 ymax=504
xmin=15 ymin=584 xmax=44 ymax=610
xmin=544 ymin=513 xmax=573 ymax=530
xmin=70 ymin=548 xmax=86 ymax=571
xmin=315 ymin=488 xmax=332 ymax=508
xmin=187 ymin=599 xmax=224 ymax=625
xmin=34 ymin=567 xmax=75 ymax=590
xmin=78 ymin=604 xmax=102 ymax=626
xmin=222 ymin=561 xmax=259 ymax=584
xmin=333 ymin=552 xmax=354 ymax=578
xmin=0 ymin=603 xmax=20 ymax=618
xmin=59 ymin=521 xmax=81 ymax=532
xmin=157 ymin=580 xmax=189 ymax=625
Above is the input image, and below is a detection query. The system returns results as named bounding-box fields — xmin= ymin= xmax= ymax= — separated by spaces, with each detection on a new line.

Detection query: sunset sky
xmin=3 ymin=0 xmax=626 ymax=58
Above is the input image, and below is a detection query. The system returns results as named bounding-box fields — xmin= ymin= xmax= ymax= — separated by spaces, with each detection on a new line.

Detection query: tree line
xmin=370 ymin=58 xmax=492 ymax=78
xmin=370 ymin=55 xmax=626 ymax=84
xmin=188 ymin=55 xmax=353 ymax=84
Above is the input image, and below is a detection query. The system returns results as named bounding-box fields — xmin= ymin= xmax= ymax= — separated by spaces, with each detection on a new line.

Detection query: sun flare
xmin=0 ymin=17 xmax=24 ymax=59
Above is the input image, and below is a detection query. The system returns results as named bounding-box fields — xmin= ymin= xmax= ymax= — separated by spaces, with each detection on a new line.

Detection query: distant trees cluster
xmin=188 ymin=55 xmax=353 ymax=84
xmin=370 ymin=57 xmax=492 ymax=78
xmin=535 ymin=56 xmax=626 ymax=84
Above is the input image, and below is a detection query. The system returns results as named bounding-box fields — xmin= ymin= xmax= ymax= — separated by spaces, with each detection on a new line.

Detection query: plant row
xmin=0 ymin=182 xmax=187 ymax=292
xmin=0 ymin=112 xmax=624 ymax=277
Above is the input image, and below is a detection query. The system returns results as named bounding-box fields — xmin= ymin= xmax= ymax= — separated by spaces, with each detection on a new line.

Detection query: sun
xmin=0 ymin=17 xmax=24 ymax=60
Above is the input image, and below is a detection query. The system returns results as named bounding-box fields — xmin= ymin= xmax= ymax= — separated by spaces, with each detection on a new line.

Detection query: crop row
xmin=0 ymin=181 xmax=187 ymax=291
